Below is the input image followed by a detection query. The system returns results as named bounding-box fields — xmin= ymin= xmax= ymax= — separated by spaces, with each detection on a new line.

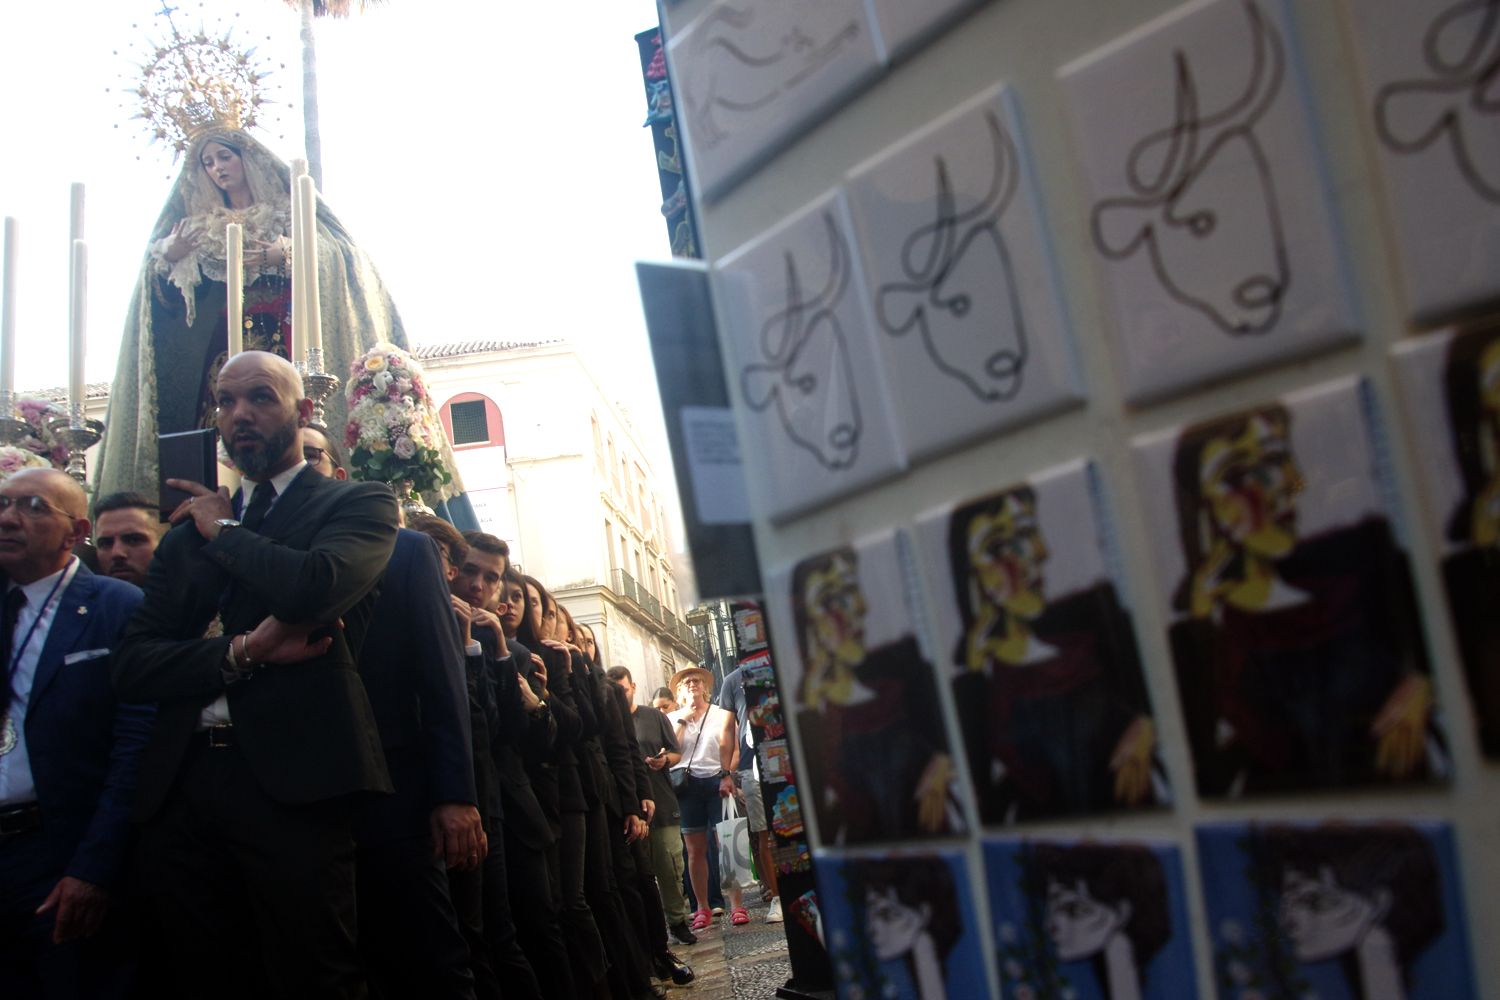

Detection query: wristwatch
xmin=213 ymin=518 xmax=242 ymax=539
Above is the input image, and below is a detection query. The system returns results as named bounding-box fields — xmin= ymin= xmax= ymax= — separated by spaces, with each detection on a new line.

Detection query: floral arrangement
xmin=343 ymin=343 xmax=452 ymax=495
xmin=0 ymin=397 xmax=72 ymax=482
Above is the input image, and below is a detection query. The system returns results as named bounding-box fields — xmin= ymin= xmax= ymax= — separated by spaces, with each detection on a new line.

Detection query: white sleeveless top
xmin=669 ymin=705 xmax=728 ymax=778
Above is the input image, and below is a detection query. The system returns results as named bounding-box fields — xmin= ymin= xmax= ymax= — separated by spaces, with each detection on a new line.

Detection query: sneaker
xmin=668 ymin=920 xmax=698 ymax=945
xmin=711 ymin=905 xmax=725 ymax=917
xmin=765 ymin=897 xmax=783 ymax=923
xmin=691 ymin=908 xmax=712 ymax=931
xmin=731 ymin=906 xmax=750 ymax=925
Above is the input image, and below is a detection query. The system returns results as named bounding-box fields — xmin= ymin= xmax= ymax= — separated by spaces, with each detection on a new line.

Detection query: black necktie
xmin=241 ymin=481 xmax=276 ymax=532
xmin=0 ymin=588 xmax=30 ymax=712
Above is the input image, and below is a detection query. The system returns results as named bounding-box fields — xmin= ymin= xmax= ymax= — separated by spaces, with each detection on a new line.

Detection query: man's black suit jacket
xmin=114 ymin=469 xmax=399 ymax=819
xmin=354 ymin=528 xmax=477 ymax=844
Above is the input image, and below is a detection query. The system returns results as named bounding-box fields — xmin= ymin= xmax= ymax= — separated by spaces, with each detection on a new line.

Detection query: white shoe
xmin=765 ymin=897 xmax=783 ymax=923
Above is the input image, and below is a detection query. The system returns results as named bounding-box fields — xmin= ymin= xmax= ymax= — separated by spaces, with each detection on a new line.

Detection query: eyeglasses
xmin=302 ymin=446 xmax=327 ymax=465
xmin=0 ymin=494 xmax=72 ymax=519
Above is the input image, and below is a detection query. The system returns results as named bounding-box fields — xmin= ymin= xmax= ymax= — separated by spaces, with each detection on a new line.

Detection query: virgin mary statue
xmin=95 ymin=125 xmax=462 ymax=505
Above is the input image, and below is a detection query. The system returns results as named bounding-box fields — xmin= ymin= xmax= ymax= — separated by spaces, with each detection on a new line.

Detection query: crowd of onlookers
xmin=0 ymin=350 xmax=779 ymax=1000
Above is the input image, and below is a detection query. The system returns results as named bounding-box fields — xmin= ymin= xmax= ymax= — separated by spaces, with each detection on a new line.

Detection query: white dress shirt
xmin=0 ymin=557 xmax=80 ymax=806
xmin=198 ymin=461 xmax=307 ymax=729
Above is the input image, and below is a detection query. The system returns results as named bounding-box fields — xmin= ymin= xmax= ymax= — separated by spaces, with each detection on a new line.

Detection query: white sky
xmin=0 ymin=0 xmax=676 ymax=475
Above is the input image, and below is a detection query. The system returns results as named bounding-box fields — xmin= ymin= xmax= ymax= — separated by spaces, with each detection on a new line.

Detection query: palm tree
xmin=283 ymin=0 xmax=384 ymax=189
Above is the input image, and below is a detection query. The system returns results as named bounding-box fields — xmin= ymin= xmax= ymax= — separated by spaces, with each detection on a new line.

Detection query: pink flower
xmin=394 ymin=436 xmax=416 ymax=460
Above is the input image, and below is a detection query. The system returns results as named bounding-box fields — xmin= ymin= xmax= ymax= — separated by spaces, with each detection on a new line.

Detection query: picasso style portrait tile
xmin=716 ymin=189 xmax=906 ymax=520
xmin=1132 ymin=376 xmax=1443 ymax=798
xmin=910 ymin=459 xmax=1167 ymax=824
xmin=845 ymin=85 xmax=1084 ymax=462
xmin=1059 ymin=0 xmax=1356 ymax=401
xmin=765 ymin=531 xmax=964 ymax=846
xmin=1196 ymin=821 xmax=1477 ymax=1000
xmin=1346 ymin=0 xmax=1500 ymax=324
xmin=816 ymin=850 xmax=991 ymax=1000
xmin=1392 ymin=323 xmax=1500 ymax=758
xmin=666 ymin=0 xmax=882 ymax=200
xmin=982 ymin=837 xmax=1199 ymax=1000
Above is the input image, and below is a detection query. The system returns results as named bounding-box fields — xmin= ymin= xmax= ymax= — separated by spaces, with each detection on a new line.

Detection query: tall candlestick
xmin=226 ymin=223 xmax=244 ymax=356
xmin=297 ymin=174 xmax=322 ymax=358
xmin=69 ymin=239 xmax=86 ymax=426
xmin=289 ymin=168 xmax=304 ymax=358
xmin=69 ymin=183 xmax=85 ymax=242
xmin=2 ymin=218 xmax=16 ymax=405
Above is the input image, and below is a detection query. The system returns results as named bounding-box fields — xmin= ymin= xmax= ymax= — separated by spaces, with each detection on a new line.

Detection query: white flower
xmin=393 ymin=436 xmax=416 ymax=460
xmin=372 ymin=370 xmax=393 ymax=394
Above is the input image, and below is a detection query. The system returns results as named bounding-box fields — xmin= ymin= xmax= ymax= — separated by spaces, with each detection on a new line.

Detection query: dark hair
xmin=789 ymin=546 xmax=857 ymax=665
xmin=1169 ymin=403 xmax=1292 ymax=612
xmin=1442 ymin=325 xmax=1500 ymax=542
xmin=463 ymin=531 xmax=510 ymax=559
xmin=1252 ymin=823 xmax=1443 ymax=982
xmin=606 ymin=666 xmax=632 ymax=685
xmin=499 ymin=566 xmax=529 ymax=638
xmin=946 ymin=484 xmax=1037 ymax=666
xmin=652 ymin=686 xmax=674 ymax=703
xmin=304 ymin=422 xmax=347 ymax=473
xmin=847 ymin=857 xmax=963 ymax=965
xmin=94 ymin=491 xmax=160 ymax=520
xmin=1028 ymin=842 xmax=1170 ymax=984
xmin=407 ymin=512 xmax=468 ymax=569
xmin=517 ymin=574 xmax=552 ymax=650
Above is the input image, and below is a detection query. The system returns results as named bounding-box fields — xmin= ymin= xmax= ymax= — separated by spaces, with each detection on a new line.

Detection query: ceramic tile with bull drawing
xmin=1060 ymin=0 xmax=1357 ymax=403
xmin=716 ymin=190 xmax=906 ymax=520
xmin=846 ymin=84 xmax=1084 ymax=462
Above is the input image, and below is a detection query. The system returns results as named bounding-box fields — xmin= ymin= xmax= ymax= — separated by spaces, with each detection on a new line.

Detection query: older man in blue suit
xmin=0 ymin=467 xmax=151 ymax=998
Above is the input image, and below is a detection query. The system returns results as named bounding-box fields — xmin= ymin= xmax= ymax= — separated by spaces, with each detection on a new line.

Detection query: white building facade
xmin=416 ymin=340 xmax=700 ymax=695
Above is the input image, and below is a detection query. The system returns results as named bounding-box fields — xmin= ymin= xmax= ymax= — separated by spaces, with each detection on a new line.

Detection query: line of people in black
xmin=0 ymin=350 xmax=696 ymax=999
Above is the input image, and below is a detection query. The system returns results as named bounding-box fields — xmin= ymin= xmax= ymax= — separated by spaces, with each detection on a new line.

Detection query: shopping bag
xmin=716 ymin=793 xmax=755 ymax=891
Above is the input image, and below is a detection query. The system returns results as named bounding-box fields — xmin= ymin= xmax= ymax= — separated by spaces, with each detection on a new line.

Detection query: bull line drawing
xmin=875 ymin=111 xmax=1030 ymax=402
xmin=1375 ymin=0 xmax=1500 ymax=205
xmin=740 ymin=213 xmax=864 ymax=472
xmin=1090 ymin=0 xmax=1290 ymax=337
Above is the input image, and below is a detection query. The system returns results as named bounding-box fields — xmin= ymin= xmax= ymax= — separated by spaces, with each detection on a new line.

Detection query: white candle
xmin=1 ymin=218 xmax=16 ymax=402
xmin=297 ymin=174 xmax=322 ymax=357
xmin=69 ymin=183 xmax=85 ymax=242
xmin=289 ymin=167 xmax=304 ymax=358
xmin=225 ymin=223 xmax=244 ymax=356
xmin=69 ymin=239 xmax=86 ymax=421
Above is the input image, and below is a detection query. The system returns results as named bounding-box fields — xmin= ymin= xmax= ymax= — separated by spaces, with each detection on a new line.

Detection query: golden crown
xmin=117 ymin=6 xmax=283 ymax=156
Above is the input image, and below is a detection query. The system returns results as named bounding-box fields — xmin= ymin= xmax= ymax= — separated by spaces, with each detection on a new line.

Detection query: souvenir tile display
xmin=1392 ymin=324 xmax=1500 ymax=757
xmin=666 ymin=0 xmax=882 ymax=200
xmin=816 ymin=850 xmax=991 ymax=1000
xmin=846 ymin=85 xmax=1084 ymax=462
xmin=1059 ymin=0 xmax=1356 ymax=402
xmin=716 ymin=190 xmax=906 ymax=520
xmin=1346 ymin=0 xmax=1500 ymax=324
xmin=1196 ymin=820 xmax=1477 ymax=1000
xmin=911 ymin=459 xmax=1167 ymax=824
xmin=766 ymin=531 xmax=965 ymax=846
xmin=1132 ymin=376 xmax=1442 ymax=798
xmin=982 ymin=837 xmax=1199 ymax=1000
xmin=867 ymin=0 xmax=986 ymax=61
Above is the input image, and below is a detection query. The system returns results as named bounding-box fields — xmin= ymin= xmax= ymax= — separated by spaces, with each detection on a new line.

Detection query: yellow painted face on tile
xmin=968 ymin=493 xmax=1048 ymax=620
xmin=803 ymin=554 xmax=867 ymax=667
xmin=1479 ymin=338 xmax=1500 ymax=420
xmin=1200 ymin=413 xmax=1302 ymax=559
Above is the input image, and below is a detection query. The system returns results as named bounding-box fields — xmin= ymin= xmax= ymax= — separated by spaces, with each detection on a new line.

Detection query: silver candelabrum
xmin=0 ymin=391 xmax=28 ymax=447
xmin=301 ymin=347 xmax=341 ymax=428
xmin=49 ymin=404 xmax=104 ymax=491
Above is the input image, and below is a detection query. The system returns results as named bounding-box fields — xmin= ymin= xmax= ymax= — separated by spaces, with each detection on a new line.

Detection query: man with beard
xmin=113 ymin=350 xmax=399 ymax=999
xmin=91 ymin=493 xmax=162 ymax=589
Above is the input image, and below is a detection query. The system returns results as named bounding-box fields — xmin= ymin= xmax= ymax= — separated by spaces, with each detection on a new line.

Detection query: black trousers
xmin=137 ymin=742 xmax=364 ymax=999
xmin=626 ymin=834 xmax=669 ymax=959
xmin=356 ymin=835 xmax=475 ymax=1000
xmin=0 ymin=825 xmax=136 ymax=1000
xmin=503 ymin=827 xmax=575 ymax=1000
xmin=583 ymin=803 xmax=650 ymax=1000
xmin=447 ymin=865 xmax=499 ymax=1000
